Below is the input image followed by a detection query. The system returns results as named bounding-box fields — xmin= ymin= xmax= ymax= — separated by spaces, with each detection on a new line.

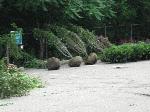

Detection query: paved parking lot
xmin=1 ymin=61 xmax=150 ymax=112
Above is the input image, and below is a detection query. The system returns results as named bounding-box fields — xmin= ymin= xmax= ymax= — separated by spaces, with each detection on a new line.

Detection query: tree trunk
xmin=45 ymin=38 xmax=48 ymax=59
xmin=39 ymin=39 xmax=45 ymax=59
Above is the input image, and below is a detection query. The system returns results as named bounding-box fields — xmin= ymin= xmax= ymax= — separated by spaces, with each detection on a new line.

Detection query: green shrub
xmin=24 ymin=58 xmax=47 ymax=69
xmin=129 ymin=42 xmax=150 ymax=61
xmin=12 ymin=51 xmax=35 ymax=67
xmin=47 ymin=31 xmax=72 ymax=58
xmin=0 ymin=60 xmax=42 ymax=98
xmin=101 ymin=42 xmax=150 ymax=63
xmin=0 ymin=60 xmax=7 ymax=70
xmin=51 ymin=26 xmax=87 ymax=57
xmin=33 ymin=28 xmax=72 ymax=59
xmin=67 ymin=25 xmax=103 ymax=53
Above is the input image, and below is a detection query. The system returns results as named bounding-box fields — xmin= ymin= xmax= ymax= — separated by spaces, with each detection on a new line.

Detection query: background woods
xmin=0 ymin=0 xmax=150 ymax=62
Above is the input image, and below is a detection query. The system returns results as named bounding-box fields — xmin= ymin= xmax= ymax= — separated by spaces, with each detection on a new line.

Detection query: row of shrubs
xmin=25 ymin=53 xmax=98 ymax=70
xmin=0 ymin=60 xmax=42 ymax=99
xmin=33 ymin=25 xmax=111 ymax=59
xmin=101 ymin=42 xmax=150 ymax=63
xmin=47 ymin=52 xmax=98 ymax=70
xmin=25 ymin=42 xmax=150 ymax=69
xmin=1 ymin=25 xmax=111 ymax=67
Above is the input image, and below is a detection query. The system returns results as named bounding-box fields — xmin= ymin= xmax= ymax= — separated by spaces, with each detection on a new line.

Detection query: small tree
xmin=33 ymin=28 xmax=72 ymax=59
xmin=0 ymin=33 xmax=21 ymax=64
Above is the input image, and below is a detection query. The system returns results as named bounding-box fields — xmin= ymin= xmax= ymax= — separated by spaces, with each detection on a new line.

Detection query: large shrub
xmin=47 ymin=31 xmax=73 ymax=58
xmin=0 ymin=60 xmax=42 ymax=98
xmin=67 ymin=25 xmax=103 ymax=53
xmin=50 ymin=26 xmax=87 ymax=57
xmin=101 ymin=42 xmax=150 ymax=63
xmin=33 ymin=28 xmax=72 ymax=59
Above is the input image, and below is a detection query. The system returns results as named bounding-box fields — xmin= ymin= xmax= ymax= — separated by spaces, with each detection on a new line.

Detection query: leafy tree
xmin=0 ymin=0 xmax=115 ymax=29
xmin=113 ymin=0 xmax=150 ymax=39
xmin=0 ymin=0 xmax=116 ymax=59
xmin=0 ymin=0 xmax=149 ymax=60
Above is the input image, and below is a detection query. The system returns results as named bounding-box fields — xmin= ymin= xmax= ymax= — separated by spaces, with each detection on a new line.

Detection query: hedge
xmin=101 ymin=42 xmax=150 ymax=63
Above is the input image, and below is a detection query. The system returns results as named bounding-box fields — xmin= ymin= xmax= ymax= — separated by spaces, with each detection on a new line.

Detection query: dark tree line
xmin=0 ymin=0 xmax=150 ymax=59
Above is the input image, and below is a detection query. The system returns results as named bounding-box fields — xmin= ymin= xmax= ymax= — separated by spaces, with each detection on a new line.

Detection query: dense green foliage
xmin=24 ymin=58 xmax=47 ymax=69
xmin=101 ymin=42 xmax=150 ymax=63
xmin=0 ymin=33 xmax=21 ymax=59
xmin=67 ymin=25 xmax=103 ymax=53
xmin=0 ymin=0 xmax=149 ymax=34
xmin=51 ymin=26 xmax=87 ymax=56
xmin=29 ymin=25 xmax=112 ymax=61
xmin=0 ymin=0 xmax=115 ymax=27
xmin=0 ymin=60 xmax=42 ymax=98
xmin=33 ymin=28 xmax=72 ymax=59
xmin=0 ymin=0 xmax=150 ymax=63
xmin=107 ymin=0 xmax=150 ymax=41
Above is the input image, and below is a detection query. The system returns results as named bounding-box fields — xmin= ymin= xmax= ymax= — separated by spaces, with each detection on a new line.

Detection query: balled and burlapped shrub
xmin=84 ymin=53 xmax=98 ymax=65
xmin=67 ymin=25 xmax=103 ymax=53
xmin=50 ymin=25 xmax=88 ymax=57
xmin=33 ymin=28 xmax=72 ymax=59
xmin=68 ymin=56 xmax=83 ymax=67
xmin=47 ymin=57 xmax=60 ymax=70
